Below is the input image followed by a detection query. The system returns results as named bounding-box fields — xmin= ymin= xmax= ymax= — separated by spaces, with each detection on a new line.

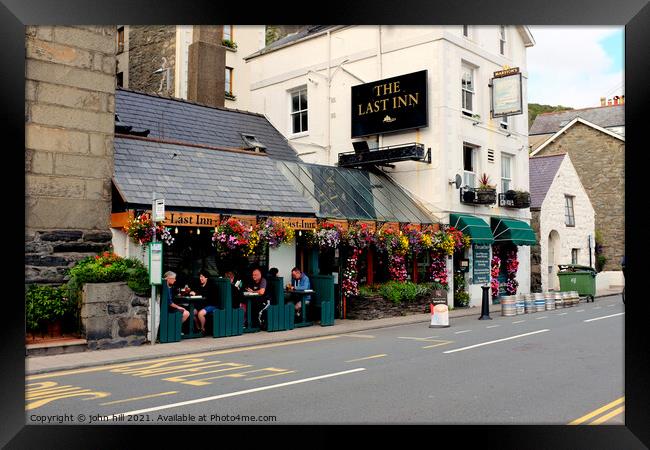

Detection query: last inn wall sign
xmin=351 ymin=70 xmax=428 ymax=138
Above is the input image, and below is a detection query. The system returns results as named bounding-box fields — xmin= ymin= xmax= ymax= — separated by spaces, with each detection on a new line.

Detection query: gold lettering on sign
xmin=275 ymin=217 xmax=317 ymax=230
xmin=163 ymin=212 xmax=220 ymax=227
xmin=358 ymin=77 xmax=420 ymax=117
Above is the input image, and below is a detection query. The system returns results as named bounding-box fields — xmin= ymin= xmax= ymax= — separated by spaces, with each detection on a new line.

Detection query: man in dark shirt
xmin=246 ymin=268 xmax=270 ymax=328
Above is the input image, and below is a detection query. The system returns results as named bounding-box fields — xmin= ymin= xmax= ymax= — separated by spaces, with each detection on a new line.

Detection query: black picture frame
xmin=4 ymin=0 xmax=648 ymax=447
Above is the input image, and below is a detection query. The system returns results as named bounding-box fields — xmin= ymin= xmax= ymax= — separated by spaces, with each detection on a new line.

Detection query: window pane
xmin=300 ymin=90 xmax=308 ymax=110
xmin=464 ymin=172 xmax=475 ymax=188
xmin=291 ymin=93 xmax=299 ymax=113
xmin=501 ymin=155 xmax=511 ymax=178
xmin=224 ymin=25 xmax=232 ymax=41
xmin=301 ymin=111 xmax=308 ymax=132
xmin=502 ymin=179 xmax=510 ymax=192
xmin=463 ymin=146 xmax=473 ymax=171
xmin=292 ymin=113 xmax=301 ymax=134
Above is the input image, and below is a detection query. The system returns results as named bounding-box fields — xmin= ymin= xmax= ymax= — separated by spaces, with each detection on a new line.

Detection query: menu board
xmin=472 ymin=244 xmax=491 ymax=285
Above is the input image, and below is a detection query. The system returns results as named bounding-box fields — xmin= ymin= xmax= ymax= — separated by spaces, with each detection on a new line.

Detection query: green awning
xmin=490 ymin=217 xmax=537 ymax=246
xmin=449 ymin=214 xmax=494 ymax=244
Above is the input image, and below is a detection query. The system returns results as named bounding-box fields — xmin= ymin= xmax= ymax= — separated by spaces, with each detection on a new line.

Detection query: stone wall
xmin=81 ymin=282 xmax=149 ymax=349
xmin=534 ymin=122 xmax=624 ymax=271
xmin=530 ymin=210 xmax=542 ymax=292
xmin=346 ymin=292 xmax=446 ymax=320
xmin=25 ymin=26 xmax=116 ymax=286
xmin=127 ymin=26 xmax=176 ymax=96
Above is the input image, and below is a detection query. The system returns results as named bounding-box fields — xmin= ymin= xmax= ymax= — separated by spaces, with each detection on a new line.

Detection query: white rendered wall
xmin=538 ymin=156 xmax=596 ymax=292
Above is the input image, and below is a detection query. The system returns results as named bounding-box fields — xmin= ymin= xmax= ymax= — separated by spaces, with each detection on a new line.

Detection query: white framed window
xmin=572 ymin=249 xmax=579 ymax=264
xmin=501 ymin=154 xmax=512 ymax=192
xmin=290 ymin=87 xmax=308 ymax=135
xmin=500 ymin=115 xmax=508 ymax=130
xmin=223 ymin=25 xmax=233 ymax=42
xmin=463 ymin=143 xmax=477 ymax=187
xmin=461 ymin=64 xmax=475 ymax=116
xmin=499 ymin=25 xmax=507 ymax=55
xmin=225 ymin=67 xmax=233 ymax=96
xmin=565 ymin=195 xmax=576 ymax=227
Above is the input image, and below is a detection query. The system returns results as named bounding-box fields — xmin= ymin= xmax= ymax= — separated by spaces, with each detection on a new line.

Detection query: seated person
xmin=245 ymin=268 xmax=270 ymax=328
xmin=288 ymin=267 xmax=311 ymax=317
xmin=163 ymin=271 xmax=190 ymax=324
xmin=192 ymin=270 xmax=217 ymax=335
xmin=267 ymin=267 xmax=279 ymax=278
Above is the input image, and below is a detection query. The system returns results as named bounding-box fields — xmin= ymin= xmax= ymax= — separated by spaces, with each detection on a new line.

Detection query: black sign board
xmin=351 ymin=70 xmax=428 ymax=138
xmin=472 ymin=244 xmax=491 ymax=285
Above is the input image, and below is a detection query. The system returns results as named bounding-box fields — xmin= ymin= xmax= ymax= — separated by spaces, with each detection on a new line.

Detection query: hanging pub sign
xmin=162 ymin=211 xmax=220 ymax=227
xmin=351 ymin=70 xmax=428 ymax=138
xmin=490 ymin=67 xmax=523 ymax=118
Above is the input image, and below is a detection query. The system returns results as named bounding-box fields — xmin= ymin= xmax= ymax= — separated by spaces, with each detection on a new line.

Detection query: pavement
xmin=25 ymin=289 xmax=622 ymax=375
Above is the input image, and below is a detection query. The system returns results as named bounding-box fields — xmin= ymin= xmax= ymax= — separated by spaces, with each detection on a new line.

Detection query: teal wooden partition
xmin=266 ymin=277 xmax=295 ymax=332
xmin=310 ymin=274 xmax=335 ymax=326
xmin=159 ymin=285 xmax=182 ymax=343
xmin=212 ymin=277 xmax=244 ymax=337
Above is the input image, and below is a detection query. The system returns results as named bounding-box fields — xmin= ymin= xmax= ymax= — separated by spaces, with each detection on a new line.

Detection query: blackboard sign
xmin=472 ymin=244 xmax=491 ymax=285
xmin=351 ymin=70 xmax=428 ymax=138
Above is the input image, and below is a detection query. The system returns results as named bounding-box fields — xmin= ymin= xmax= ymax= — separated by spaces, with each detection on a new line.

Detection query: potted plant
xmin=505 ymin=189 xmax=517 ymax=200
xmin=26 ymin=285 xmax=75 ymax=338
xmin=513 ymin=189 xmax=531 ymax=208
xmin=462 ymin=187 xmax=476 ymax=203
xmin=476 ymin=173 xmax=497 ymax=204
xmin=222 ymin=39 xmax=238 ymax=50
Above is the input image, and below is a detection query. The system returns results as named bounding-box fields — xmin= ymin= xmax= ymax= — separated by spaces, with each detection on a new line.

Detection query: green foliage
xmin=528 ymin=103 xmax=574 ymax=129
xmin=25 ymin=285 xmax=74 ymax=331
xmin=454 ymin=290 xmax=471 ymax=307
xmin=453 ymin=272 xmax=470 ymax=307
xmin=358 ymin=282 xmax=444 ymax=304
xmin=66 ymin=252 xmax=150 ymax=306
xmin=596 ymin=255 xmax=607 ymax=273
xmin=222 ymin=39 xmax=238 ymax=49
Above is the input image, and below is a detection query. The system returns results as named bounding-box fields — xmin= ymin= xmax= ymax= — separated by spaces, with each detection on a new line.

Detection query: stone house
xmin=115 ymin=25 xmax=265 ymax=110
xmin=529 ymin=113 xmax=625 ymax=290
xmin=529 ymin=154 xmax=595 ymax=292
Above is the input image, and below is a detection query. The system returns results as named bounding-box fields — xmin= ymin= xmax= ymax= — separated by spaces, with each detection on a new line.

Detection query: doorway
xmin=548 ymin=230 xmax=560 ymax=290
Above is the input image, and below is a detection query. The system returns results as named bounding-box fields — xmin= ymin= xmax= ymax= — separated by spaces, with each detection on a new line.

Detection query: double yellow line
xmin=569 ymin=396 xmax=624 ymax=425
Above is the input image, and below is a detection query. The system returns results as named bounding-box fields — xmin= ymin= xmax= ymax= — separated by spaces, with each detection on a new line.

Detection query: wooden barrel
xmin=562 ymin=292 xmax=573 ymax=307
xmin=544 ymin=292 xmax=555 ymax=311
xmin=553 ymin=292 xmax=563 ymax=309
xmin=534 ymin=293 xmax=546 ymax=312
xmin=501 ymin=295 xmax=517 ymax=316
xmin=516 ymin=294 xmax=525 ymax=315
xmin=524 ymin=293 xmax=535 ymax=314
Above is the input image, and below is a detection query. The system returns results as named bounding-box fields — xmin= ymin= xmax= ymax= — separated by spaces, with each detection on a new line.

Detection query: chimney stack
xmin=600 ymin=97 xmax=606 ymax=107
xmin=187 ymin=26 xmax=226 ymax=108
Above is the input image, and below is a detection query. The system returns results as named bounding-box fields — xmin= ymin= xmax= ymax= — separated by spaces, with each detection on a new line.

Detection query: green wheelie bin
xmin=557 ymin=264 xmax=597 ymax=302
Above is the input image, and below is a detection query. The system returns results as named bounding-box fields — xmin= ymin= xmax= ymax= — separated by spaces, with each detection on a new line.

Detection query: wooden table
xmin=242 ymin=292 xmax=261 ymax=333
xmin=174 ymin=296 xmax=205 ymax=339
xmin=285 ymin=289 xmax=314 ymax=327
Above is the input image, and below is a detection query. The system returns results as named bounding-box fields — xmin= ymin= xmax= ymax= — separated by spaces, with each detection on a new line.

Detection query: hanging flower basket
xmin=124 ymin=212 xmax=174 ymax=246
xmin=343 ymin=222 xmax=376 ymax=249
xmin=341 ymin=248 xmax=360 ymax=297
xmin=315 ymin=222 xmax=343 ymax=249
xmin=212 ymin=218 xmax=251 ymax=256
xmin=257 ymin=218 xmax=295 ymax=249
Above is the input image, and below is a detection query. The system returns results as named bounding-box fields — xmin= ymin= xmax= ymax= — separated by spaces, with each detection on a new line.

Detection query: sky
xmin=527 ymin=26 xmax=624 ymax=109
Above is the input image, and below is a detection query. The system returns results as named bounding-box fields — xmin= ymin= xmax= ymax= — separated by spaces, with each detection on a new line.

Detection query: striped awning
xmin=449 ymin=214 xmax=494 ymax=244
xmin=491 ymin=217 xmax=537 ymax=246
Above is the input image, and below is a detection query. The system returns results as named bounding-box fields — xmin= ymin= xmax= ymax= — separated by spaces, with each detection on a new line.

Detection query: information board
xmin=472 ymin=244 xmax=491 ymax=285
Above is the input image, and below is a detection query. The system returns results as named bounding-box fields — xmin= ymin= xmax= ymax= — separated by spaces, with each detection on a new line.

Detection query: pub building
xmin=245 ymin=26 xmax=538 ymax=305
xmin=110 ymin=89 xmax=438 ymax=316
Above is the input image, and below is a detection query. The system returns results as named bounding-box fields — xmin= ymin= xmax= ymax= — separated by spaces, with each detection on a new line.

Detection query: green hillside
xmin=528 ymin=103 xmax=574 ymax=129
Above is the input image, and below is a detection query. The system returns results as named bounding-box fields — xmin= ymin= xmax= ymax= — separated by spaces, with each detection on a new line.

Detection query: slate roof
xmin=113 ymin=136 xmax=315 ymax=216
xmin=115 ymin=89 xmax=300 ymax=162
xmin=529 ymin=105 xmax=624 ymax=135
xmin=529 ymin=154 xmax=566 ymax=209
xmin=245 ymin=25 xmax=339 ymax=59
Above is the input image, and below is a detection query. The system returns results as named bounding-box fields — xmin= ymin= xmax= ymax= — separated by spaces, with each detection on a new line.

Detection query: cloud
xmin=527 ymin=26 xmax=624 ymax=108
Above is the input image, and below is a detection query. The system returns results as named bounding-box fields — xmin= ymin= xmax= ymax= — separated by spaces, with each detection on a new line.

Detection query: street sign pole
xmin=151 ymin=192 xmax=157 ymax=345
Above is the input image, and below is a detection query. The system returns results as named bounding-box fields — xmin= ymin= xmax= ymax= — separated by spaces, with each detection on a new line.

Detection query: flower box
xmin=346 ymin=291 xmax=448 ymax=320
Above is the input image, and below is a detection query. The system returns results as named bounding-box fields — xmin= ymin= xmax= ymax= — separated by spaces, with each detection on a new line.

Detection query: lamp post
xmin=479 ymin=284 xmax=491 ymax=320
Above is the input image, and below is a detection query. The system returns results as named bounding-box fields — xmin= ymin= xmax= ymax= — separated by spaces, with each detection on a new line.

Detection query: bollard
xmin=479 ymin=285 xmax=491 ymax=320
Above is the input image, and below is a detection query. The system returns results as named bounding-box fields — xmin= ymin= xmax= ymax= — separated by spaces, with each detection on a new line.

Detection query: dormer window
xmin=241 ymin=134 xmax=267 ymax=152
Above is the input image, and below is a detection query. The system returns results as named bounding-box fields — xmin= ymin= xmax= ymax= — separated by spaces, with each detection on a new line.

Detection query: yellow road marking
xmin=568 ymin=397 xmax=625 ymax=425
xmin=344 ymin=334 xmax=375 ymax=339
xmin=421 ymin=340 xmax=453 ymax=349
xmin=27 ymin=335 xmax=342 ymax=380
xmin=345 ymin=354 xmax=387 ymax=363
xmin=590 ymin=406 xmax=624 ymax=425
xmin=99 ymin=391 xmax=178 ymax=406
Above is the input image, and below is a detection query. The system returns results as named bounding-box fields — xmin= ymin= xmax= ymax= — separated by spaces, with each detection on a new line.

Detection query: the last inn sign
xmin=351 ymin=70 xmax=428 ymax=138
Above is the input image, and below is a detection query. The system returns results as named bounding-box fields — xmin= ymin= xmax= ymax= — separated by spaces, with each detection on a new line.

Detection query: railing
xmin=338 ymin=143 xmax=430 ymax=168
xmin=460 ymin=187 xmax=497 ymax=205
xmin=498 ymin=192 xmax=531 ymax=208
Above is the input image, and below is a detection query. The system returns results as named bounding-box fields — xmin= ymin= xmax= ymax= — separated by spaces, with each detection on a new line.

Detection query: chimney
xmin=187 ymin=25 xmax=226 ymax=108
xmin=600 ymin=97 xmax=606 ymax=107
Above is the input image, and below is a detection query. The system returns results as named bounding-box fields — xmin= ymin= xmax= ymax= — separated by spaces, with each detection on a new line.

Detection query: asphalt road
xmin=26 ymin=295 xmax=625 ymax=425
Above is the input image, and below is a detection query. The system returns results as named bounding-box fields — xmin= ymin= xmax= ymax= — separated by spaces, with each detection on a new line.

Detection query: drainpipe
xmin=377 ymin=25 xmax=383 ymax=150
xmin=327 ymin=30 xmax=332 ymax=165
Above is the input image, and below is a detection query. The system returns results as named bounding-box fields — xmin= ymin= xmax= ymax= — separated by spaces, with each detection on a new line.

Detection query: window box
xmin=222 ymin=39 xmax=238 ymax=50
xmin=461 ymin=187 xmax=496 ymax=205
xmin=499 ymin=191 xmax=530 ymax=208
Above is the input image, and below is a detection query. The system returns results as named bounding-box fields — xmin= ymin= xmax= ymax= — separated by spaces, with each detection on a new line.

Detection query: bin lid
xmin=558 ymin=264 xmax=596 ymax=274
